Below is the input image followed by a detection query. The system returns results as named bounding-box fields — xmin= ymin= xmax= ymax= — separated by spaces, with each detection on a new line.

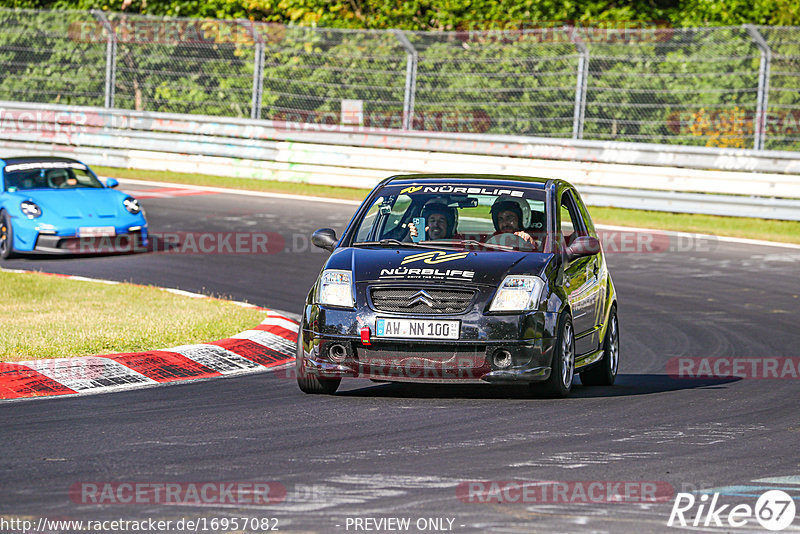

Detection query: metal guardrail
xmin=1 ymin=101 xmax=799 ymax=220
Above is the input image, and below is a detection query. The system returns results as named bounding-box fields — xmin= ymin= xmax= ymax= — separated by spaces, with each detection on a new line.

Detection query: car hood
xmin=15 ymin=189 xmax=126 ymax=218
xmin=326 ymin=246 xmax=556 ymax=286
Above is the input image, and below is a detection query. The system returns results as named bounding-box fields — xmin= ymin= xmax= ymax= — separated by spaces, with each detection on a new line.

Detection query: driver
xmin=408 ymin=198 xmax=458 ymax=241
xmin=489 ymin=197 xmax=537 ymax=248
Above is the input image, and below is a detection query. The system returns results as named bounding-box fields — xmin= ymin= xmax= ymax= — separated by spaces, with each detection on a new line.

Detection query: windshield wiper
xmin=353 ymin=239 xmax=441 ymax=248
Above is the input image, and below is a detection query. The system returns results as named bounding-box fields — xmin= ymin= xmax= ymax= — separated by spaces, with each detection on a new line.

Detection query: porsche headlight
xmin=123 ymin=197 xmax=141 ymax=214
xmin=489 ymin=275 xmax=545 ymax=312
xmin=317 ymin=269 xmax=355 ymax=308
xmin=20 ymin=200 xmax=42 ymax=219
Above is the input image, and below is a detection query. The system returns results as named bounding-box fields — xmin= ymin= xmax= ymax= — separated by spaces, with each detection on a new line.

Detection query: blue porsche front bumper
xmin=11 ymin=215 xmax=148 ymax=254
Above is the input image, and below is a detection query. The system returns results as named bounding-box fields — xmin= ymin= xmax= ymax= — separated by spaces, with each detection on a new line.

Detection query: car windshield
xmin=3 ymin=164 xmax=103 ymax=191
xmin=351 ymin=183 xmax=547 ymax=252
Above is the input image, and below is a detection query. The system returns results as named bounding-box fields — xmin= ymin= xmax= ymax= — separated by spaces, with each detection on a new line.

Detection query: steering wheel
xmin=484 ymin=232 xmax=535 ymax=251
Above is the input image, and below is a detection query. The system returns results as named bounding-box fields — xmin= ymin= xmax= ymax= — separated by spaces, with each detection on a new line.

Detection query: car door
xmin=559 ymin=188 xmax=602 ymax=356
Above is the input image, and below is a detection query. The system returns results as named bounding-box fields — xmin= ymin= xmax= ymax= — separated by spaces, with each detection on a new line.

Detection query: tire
xmin=0 ymin=210 xmax=14 ymax=259
xmin=533 ymin=314 xmax=575 ymax=398
xmin=295 ymin=329 xmax=340 ymax=395
xmin=580 ymin=307 xmax=619 ymax=386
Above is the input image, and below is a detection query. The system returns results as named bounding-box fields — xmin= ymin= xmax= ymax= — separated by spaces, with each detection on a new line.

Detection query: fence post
xmin=92 ymin=10 xmax=116 ymax=109
xmin=393 ymin=30 xmax=418 ymax=131
xmin=247 ymin=21 xmax=265 ymax=120
xmin=745 ymin=25 xmax=771 ymax=151
xmin=568 ymin=26 xmax=589 ymax=140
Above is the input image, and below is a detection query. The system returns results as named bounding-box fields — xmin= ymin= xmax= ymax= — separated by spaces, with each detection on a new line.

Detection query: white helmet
xmin=490 ymin=196 xmax=531 ymax=230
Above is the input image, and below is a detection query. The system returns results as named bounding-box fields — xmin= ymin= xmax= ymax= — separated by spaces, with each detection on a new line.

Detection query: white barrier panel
xmin=1 ymin=101 xmax=800 ymax=220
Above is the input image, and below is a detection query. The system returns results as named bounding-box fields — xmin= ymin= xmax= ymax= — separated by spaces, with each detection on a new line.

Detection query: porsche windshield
xmin=3 ymin=164 xmax=104 ymax=191
xmin=352 ymin=183 xmax=547 ymax=251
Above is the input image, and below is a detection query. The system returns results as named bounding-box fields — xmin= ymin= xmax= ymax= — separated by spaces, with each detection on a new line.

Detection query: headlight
xmin=489 ymin=275 xmax=545 ymax=312
xmin=20 ymin=200 xmax=42 ymax=219
xmin=317 ymin=269 xmax=355 ymax=308
xmin=123 ymin=197 xmax=140 ymax=214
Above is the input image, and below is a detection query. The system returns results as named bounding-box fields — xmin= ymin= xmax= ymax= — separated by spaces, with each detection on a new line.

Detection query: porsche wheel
xmin=580 ymin=307 xmax=619 ymax=386
xmin=296 ymin=329 xmax=340 ymax=395
xmin=534 ymin=314 xmax=575 ymax=398
xmin=0 ymin=211 xmax=14 ymax=259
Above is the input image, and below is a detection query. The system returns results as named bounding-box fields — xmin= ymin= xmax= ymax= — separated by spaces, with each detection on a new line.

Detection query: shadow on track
xmin=333 ymin=374 xmax=741 ymax=400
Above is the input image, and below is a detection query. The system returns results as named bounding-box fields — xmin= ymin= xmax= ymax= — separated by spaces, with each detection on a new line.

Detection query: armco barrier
xmin=1 ymin=101 xmax=800 ymax=220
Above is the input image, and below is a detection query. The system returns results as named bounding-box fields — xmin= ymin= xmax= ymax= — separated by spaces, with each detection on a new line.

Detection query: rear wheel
xmin=580 ymin=307 xmax=619 ymax=386
xmin=0 ymin=211 xmax=14 ymax=259
xmin=533 ymin=314 xmax=575 ymax=398
xmin=296 ymin=329 xmax=340 ymax=395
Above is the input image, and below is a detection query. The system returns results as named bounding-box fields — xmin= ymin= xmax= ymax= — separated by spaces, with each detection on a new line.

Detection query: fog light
xmin=328 ymin=343 xmax=348 ymax=363
xmin=492 ymin=349 xmax=513 ymax=369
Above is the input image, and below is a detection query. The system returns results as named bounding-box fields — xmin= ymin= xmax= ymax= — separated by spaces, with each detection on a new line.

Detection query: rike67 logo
xmin=668 ymin=490 xmax=796 ymax=531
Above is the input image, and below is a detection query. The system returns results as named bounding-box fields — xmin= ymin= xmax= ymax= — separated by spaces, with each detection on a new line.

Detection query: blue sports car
xmin=0 ymin=156 xmax=148 ymax=258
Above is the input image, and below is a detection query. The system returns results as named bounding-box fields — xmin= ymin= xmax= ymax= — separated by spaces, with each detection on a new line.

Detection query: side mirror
xmin=105 ymin=178 xmax=119 ymax=188
xmin=566 ymin=235 xmax=601 ymax=261
xmin=311 ymin=228 xmax=337 ymax=252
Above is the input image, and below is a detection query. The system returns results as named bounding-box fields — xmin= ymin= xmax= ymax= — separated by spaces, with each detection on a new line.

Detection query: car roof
xmin=384 ymin=174 xmax=551 ymax=190
xmin=1 ymin=156 xmax=83 ymax=166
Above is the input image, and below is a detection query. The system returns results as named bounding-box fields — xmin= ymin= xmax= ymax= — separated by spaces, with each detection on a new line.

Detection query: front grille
xmin=356 ymin=344 xmax=488 ymax=368
xmin=370 ymin=287 xmax=475 ymax=314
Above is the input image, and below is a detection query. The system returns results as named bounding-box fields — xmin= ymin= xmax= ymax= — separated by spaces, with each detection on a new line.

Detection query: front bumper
xmin=12 ymin=217 xmax=148 ymax=255
xmin=299 ymin=331 xmax=557 ymax=384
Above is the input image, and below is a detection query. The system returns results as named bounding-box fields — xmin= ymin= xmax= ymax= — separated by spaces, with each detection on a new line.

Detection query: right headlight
xmin=489 ymin=275 xmax=545 ymax=312
xmin=317 ymin=269 xmax=355 ymax=308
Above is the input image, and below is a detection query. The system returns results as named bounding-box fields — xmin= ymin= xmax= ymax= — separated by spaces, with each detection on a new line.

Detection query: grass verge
xmin=97 ymin=165 xmax=800 ymax=245
xmin=0 ymin=271 xmax=266 ymax=361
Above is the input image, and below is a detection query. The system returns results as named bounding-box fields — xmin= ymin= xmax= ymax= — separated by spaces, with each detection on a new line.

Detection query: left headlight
xmin=123 ymin=197 xmax=141 ymax=214
xmin=317 ymin=269 xmax=355 ymax=308
xmin=489 ymin=275 xmax=546 ymax=312
xmin=20 ymin=200 xmax=42 ymax=219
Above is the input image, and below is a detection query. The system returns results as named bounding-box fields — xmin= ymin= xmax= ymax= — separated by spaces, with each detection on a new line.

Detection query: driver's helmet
xmin=490 ymin=196 xmax=531 ymax=232
xmin=421 ymin=197 xmax=458 ymax=238
xmin=47 ymin=169 xmax=69 ymax=188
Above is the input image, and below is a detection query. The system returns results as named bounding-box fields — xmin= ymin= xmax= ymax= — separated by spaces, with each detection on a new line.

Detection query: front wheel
xmin=533 ymin=314 xmax=575 ymax=398
xmin=580 ymin=307 xmax=619 ymax=386
xmin=295 ymin=329 xmax=340 ymax=395
xmin=0 ymin=211 xmax=14 ymax=259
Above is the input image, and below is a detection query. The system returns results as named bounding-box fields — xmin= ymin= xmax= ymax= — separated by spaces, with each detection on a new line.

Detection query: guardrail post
xmin=92 ymin=10 xmax=116 ymax=109
xmin=745 ymin=25 xmax=771 ymax=151
xmin=393 ymin=30 xmax=418 ymax=131
xmin=247 ymin=21 xmax=265 ymax=120
xmin=568 ymin=26 xmax=589 ymax=140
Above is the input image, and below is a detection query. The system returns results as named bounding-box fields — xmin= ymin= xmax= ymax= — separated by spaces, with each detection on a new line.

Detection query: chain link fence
xmin=0 ymin=8 xmax=798 ymax=151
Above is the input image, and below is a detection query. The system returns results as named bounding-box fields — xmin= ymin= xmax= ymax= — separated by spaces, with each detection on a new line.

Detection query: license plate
xmin=78 ymin=226 xmax=116 ymax=237
xmin=375 ymin=318 xmax=460 ymax=340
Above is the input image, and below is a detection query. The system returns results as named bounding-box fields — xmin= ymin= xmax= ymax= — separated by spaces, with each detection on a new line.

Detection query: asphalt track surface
xmin=2 ymin=184 xmax=799 ymax=533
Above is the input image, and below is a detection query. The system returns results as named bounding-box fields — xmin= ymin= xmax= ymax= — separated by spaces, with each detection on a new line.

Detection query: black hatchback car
xmin=296 ymin=174 xmax=619 ymax=397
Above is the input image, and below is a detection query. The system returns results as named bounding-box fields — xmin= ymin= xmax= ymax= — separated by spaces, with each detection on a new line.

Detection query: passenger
xmin=489 ymin=197 xmax=537 ymax=248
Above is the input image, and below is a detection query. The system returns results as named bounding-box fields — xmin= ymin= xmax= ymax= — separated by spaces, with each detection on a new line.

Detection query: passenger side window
xmin=559 ymin=190 xmax=585 ymax=248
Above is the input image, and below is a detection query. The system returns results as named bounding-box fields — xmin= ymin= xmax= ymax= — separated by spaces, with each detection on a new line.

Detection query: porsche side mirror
xmin=105 ymin=178 xmax=119 ymax=188
xmin=566 ymin=235 xmax=601 ymax=261
xmin=312 ymin=228 xmax=337 ymax=252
